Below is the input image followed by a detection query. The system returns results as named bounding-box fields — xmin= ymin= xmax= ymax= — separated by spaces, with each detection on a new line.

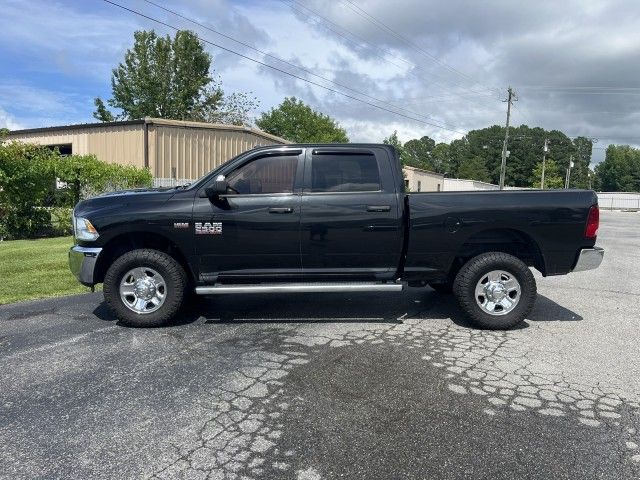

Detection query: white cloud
xmin=0 ymin=107 xmax=23 ymax=130
xmin=1 ymin=0 xmax=639 ymax=163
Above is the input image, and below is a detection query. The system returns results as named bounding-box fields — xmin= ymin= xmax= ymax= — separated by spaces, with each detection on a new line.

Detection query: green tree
xmin=531 ymin=159 xmax=564 ymax=189
xmin=94 ymin=30 xmax=257 ymax=125
xmin=93 ymin=99 xmax=114 ymax=122
xmin=256 ymin=97 xmax=348 ymax=143
xmin=570 ymin=136 xmax=593 ymax=188
xmin=383 ymin=131 xmax=404 ymax=160
xmin=431 ymin=143 xmax=452 ymax=174
xmin=595 ymin=145 xmax=640 ymax=192
xmin=448 ymin=137 xmax=471 ymax=178
xmin=378 ymin=124 xmax=594 ymax=188
xmin=403 ymin=136 xmax=435 ymax=170
xmin=458 ymin=156 xmax=491 ymax=182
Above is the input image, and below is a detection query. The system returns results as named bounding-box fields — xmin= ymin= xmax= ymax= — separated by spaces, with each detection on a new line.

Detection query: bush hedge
xmin=0 ymin=141 xmax=152 ymax=239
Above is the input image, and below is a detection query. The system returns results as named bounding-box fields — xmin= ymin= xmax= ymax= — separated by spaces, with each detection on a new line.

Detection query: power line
xmin=141 ymin=0 xmax=463 ymax=131
xmin=515 ymin=85 xmax=640 ymax=91
xmin=510 ymin=103 xmax=534 ymax=125
xmin=339 ymin=0 xmax=499 ymax=94
xmin=519 ymin=90 xmax=640 ymax=96
xmin=522 ymin=109 xmax=640 ymax=116
xmin=388 ymin=91 xmax=499 ymax=102
xmin=101 ymin=0 xmax=468 ymax=134
xmin=288 ymin=0 xmax=501 ymax=109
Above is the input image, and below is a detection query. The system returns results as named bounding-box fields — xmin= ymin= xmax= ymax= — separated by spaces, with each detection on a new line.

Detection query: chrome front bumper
xmin=69 ymin=246 xmax=102 ymax=286
xmin=573 ymin=247 xmax=605 ymax=272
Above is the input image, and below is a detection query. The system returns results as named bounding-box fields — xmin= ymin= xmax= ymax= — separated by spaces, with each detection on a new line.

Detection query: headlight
xmin=74 ymin=216 xmax=99 ymax=241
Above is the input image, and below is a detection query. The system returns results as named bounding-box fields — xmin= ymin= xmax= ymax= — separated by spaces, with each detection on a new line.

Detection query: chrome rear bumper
xmin=69 ymin=246 xmax=102 ymax=286
xmin=573 ymin=247 xmax=604 ymax=272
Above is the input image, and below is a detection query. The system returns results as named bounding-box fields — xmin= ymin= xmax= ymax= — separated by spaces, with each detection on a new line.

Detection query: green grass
xmin=0 ymin=236 xmax=96 ymax=304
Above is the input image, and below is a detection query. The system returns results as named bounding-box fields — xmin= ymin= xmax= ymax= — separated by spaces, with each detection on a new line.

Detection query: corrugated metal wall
xmin=7 ymin=124 xmax=145 ymax=168
xmin=149 ymin=124 xmax=282 ymax=181
xmin=6 ymin=119 xmax=287 ymax=182
xmin=87 ymin=124 xmax=145 ymax=168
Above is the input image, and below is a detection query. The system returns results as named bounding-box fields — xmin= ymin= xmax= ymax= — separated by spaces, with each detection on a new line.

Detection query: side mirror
xmin=204 ymin=180 xmax=229 ymax=198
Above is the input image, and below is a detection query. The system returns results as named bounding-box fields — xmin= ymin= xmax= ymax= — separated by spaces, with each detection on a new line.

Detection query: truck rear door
xmin=299 ymin=146 xmax=403 ymax=280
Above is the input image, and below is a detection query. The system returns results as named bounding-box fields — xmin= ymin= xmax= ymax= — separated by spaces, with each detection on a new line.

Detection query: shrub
xmin=54 ymin=155 xmax=153 ymax=205
xmin=0 ymin=142 xmax=57 ymax=239
xmin=49 ymin=207 xmax=74 ymax=236
xmin=0 ymin=141 xmax=152 ymax=239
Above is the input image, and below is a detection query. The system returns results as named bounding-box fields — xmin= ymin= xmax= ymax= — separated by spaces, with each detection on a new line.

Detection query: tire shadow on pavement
xmin=90 ymin=289 xmax=582 ymax=332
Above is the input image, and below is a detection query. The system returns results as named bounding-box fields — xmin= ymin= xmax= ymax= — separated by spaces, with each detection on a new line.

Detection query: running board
xmin=195 ymin=282 xmax=403 ymax=295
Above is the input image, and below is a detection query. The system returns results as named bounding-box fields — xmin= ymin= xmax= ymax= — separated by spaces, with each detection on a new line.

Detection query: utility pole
xmin=540 ymin=138 xmax=549 ymax=189
xmin=499 ymin=86 xmax=516 ymax=190
xmin=565 ymin=156 xmax=574 ymax=189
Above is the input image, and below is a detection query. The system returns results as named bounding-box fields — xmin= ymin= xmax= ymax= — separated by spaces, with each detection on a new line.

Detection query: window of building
xmin=404 ymin=179 xmax=409 ymax=189
xmin=45 ymin=144 xmax=72 ymax=156
xmin=417 ymin=180 xmax=422 ymax=192
xmin=226 ymin=154 xmax=298 ymax=194
xmin=310 ymin=153 xmax=381 ymax=192
xmin=437 ymin=184 xmax=441 ymax=192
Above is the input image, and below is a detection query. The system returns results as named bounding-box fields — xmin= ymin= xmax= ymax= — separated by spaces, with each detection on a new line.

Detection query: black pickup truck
xmin=69 ymin=144 xmax=603 ymax=329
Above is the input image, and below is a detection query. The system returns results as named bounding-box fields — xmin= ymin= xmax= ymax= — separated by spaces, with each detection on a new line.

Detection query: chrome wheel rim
xmin=119 ymin=267 xmax=166 ymax=314
xmin=475 ymin=270 xmax=521 ymax=316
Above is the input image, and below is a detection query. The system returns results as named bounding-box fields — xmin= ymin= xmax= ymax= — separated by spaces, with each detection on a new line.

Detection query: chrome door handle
xmin=367 ymin=205 xmax=391 ymax=212
xmin=268 ymin=207 xmax=294 ymax=214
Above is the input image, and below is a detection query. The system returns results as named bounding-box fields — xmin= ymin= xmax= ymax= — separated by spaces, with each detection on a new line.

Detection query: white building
xmin=443 ymin=178 xmax=500 ymax=191
xmin=402 ymin=166 xmax=444 ymax=192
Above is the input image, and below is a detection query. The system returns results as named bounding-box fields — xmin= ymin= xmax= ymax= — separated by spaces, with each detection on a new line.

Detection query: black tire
xmin=453 ymin=252 xmax=536 ymax=330
xmin=103 ymin=249 xmax=186 ymax=327
xmin=428 ymin=280 xmax=453 ymax=294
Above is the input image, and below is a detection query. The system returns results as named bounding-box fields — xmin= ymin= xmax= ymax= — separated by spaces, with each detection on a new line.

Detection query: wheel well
xmin=94 ymin=232 xmax=194 ymax=285
xmin=449 ymin=228 xmax=546 ymax=279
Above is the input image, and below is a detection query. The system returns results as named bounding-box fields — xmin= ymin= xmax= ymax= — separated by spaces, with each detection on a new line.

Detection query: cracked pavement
xmin=1 ymin=210 xmax=639 ymax=479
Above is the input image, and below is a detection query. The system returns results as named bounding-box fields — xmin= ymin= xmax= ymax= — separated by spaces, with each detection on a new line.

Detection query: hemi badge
xmin=173 ymin=222 xmax=189 ymax=229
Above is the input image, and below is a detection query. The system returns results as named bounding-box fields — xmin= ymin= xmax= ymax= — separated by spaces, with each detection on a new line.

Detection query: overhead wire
xmin=141 ymin=0 xmax=464 ymax=131
xmin=101 ymin=0 xmax=469 ymax=134
xmin=287 ymin=0 xmax=502 ymax=109
xmin=339 ymin=0 xmax=501 ymax=94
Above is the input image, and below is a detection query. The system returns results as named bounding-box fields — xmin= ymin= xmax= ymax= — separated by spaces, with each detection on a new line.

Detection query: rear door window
xmin=310 ymin=153 xmax=381 ymax=193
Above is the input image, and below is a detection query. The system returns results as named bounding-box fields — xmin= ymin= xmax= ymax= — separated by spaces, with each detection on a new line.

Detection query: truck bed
xmin=404 ymin=189 xmax=598 ymax=278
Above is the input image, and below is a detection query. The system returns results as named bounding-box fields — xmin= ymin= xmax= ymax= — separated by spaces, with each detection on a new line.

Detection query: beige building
xmin=402 ymin=165 xmax=444 ymax=192
xmin=6 ymin=117 xmax=288 ymax=185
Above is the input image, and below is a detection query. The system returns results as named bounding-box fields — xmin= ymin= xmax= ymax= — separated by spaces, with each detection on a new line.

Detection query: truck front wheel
xmin=453 ymin=252 xmax=536 ymax=330
xmin=103 ymin=249 xmax=186 ymax=327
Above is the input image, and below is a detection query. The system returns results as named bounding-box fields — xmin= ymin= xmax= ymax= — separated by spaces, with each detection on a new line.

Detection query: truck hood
xmin=97 ymin=186 xmax=175 ymax=197
xmin=73 ymin=188 xmax=177 ymax=218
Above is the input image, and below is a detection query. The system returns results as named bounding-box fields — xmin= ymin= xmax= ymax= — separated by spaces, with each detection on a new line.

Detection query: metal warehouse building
xmin=6 ymin=117 xmax=288 ymax=186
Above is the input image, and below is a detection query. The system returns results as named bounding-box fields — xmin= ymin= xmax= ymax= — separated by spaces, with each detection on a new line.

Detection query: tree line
xmin=381 ymin=127 xmax=595 ymax=189
xmin=93 ymin=29 xmax=638 ymax=192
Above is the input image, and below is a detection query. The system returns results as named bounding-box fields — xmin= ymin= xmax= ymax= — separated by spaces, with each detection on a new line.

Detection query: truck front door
xmin=299 ymin=147 xmax=403 ymax=280
xmin=193 ymin=149 xmax=304 ymax=282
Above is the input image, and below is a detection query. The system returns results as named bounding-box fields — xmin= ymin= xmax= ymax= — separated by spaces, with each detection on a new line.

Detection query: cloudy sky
xmin=2 ymin=0 xmax=640 ymax=162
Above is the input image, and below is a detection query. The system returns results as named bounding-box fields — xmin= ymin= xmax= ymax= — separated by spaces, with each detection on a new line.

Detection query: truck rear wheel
xmin=103 ymin=249 xmax=186 ymax=327
xmin=453 ymin=252 xmax=536 ymax=330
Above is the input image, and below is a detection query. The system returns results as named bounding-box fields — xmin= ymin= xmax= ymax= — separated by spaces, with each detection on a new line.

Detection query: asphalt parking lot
xmin=1 ymin=210 xmax=639 ymax=480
